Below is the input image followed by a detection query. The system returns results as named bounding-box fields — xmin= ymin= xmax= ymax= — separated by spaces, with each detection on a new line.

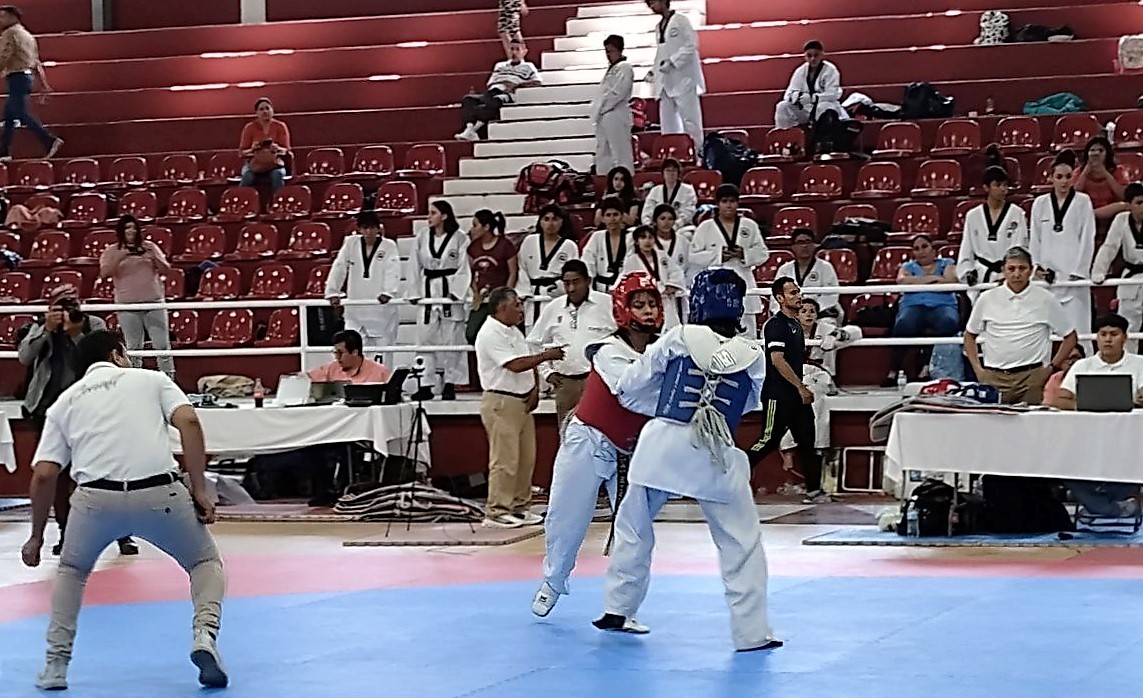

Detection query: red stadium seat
xmin=157 ymin=187 xmax=208 ymax=225
xmin=648 ymin=134 xmax=696 ymax=168
xmin=101 ymin=311 xmax=120 ymax=334
xmin=717 ymin=129 xmax=749 ymax=144
xmin=871 ymin=122 xmax=923 ymax=159
xmin=344 ymin=145 xmax=395 ymax=185
xmin=160 ymin=268 xmax=186 ymax=300
xmin=152 ymin=154 xmax=199 ymax=187
xmin=294 ymin=147 xmax=345 ymax=184
xmin=118 ymin=190 xmax=158 ymax=222
xmin=20 ymin=231 xmax=71 ymax=269
xmin=199 ymin=309 xmax=254 ymax=348
xmin=771 ymin=206 xmax=818 ymax=236
xmin=193 ymin=266 xmax=242 ymax=301
xmin=1115 ymin=112 xmax=1143 ymax=150
xmin=683 ymin=169 xmax=723 ymax=204
xmin=314 ymin=182 xmax=364 ymax=220
xmin=0 ymin=231 xmax=22 ymax=256
xmin=938 ymin=244 xmax=959 ymax=261
xmin=10 ymin=160 xmax=54 ymax=193
xmin=60 ymin=192 xmax=108 ymax=230
xmin=929 ymin=119 xmax=981 ymax=157
xmin=1051 ymin=114 xmax=1101 ymax=152
xmin=39 ymin=270 xmax=85 ymax=299
xmin=374 ymin=181 xmax=418 ymax=216
xmin=85 ymin=275 xmax=115 ymax=304
xmin=212 ymin=187 xmax=260 ymax=223
xmin=100 ymin=156 xmax=148 ymax=191
xmin=892 ymin=202 xmax=941 ymax=236
xmin=0 ymin=313 xmax=35 ymax=348
xmin=175 ymin=225 xmax=226 ymax=263
xmin=396 ymin=143 xmax=446 ymax=179
xmin=51 ymin=158 xmax=100 ymax=193
xmin=833 ymin=204 xmax=879 ymax=225
xmin=199 ymin=152 xmax=241 ymax=186
xmin=739 ymin=167 xmax=784 ymax=205
xmin=0 ymin=163 xmax=8 ymax=189
xmin=225 ymin=223 xmax=278 ymax=261
xmin=817 ymin=248 xmax=858 ymax=284
xmin=0 ymin=271 xmax=32 ymax=302
xmin=759 ymin=127 xmax=806 ymax=162
xmin=1117 ymin=152 xmax=1143 ymax=184
xmin=753 ymin=250 xmax=794 ymax=284
xmin=791 ymin=164 xmax=843 ymax=201
xmin=910 ymin=159 xmax=962 ymax=197
xmin=255 ymin=307 xmax=299 ymax=347
xmin=168 ymin=309 xmax=200 ymax=348
xmin=143 ymin=226 xmax=174 ymax=256
xmin=246 ymin=262 xmax=295 ymax=299
xmin=1029 ymin=155 xmax=1055 ymax=194
xmin=851 ymin=161 xmax=902 ymax=199
xmin=947 ymin=199 xmax=978 ymax=240
xmin=868 ymin=246 xmax=914 ymax=282
xmin=994 ymin=116 xmax=1041 ymax=154
xmin=303 ymin=264 xmax=332 ymax=298
xmin=23 ymin=193 xmax=60 ymax=213
xmin=279 ymin=221 xmax=332 ymax=259
xmin=262 ymin=185 xmax=312 ymax=222
xmin=69 ymin=229 xmax=116 ymax=265
xmin=848 ymin=292 xmax=896 ymax=337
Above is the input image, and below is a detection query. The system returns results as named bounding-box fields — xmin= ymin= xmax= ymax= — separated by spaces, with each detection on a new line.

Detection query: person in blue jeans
xmin=0 ymin=5 xmax=63 ymax=161
xmin=883 ymin=234 xmax=960 ymax=387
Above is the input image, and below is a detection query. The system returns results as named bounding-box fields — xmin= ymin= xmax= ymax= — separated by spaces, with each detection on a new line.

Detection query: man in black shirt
xmin=749 ymin=277 xmax=826 ymax=503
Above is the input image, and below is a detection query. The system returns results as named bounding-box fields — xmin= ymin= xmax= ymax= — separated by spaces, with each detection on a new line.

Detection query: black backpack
xmin=701 ymin=131 xmax=761 ymax=187
xmin=900 ymin=82 xmax=955 ymax=119
xmin=899 ymin=478 xmax=985 ymax=537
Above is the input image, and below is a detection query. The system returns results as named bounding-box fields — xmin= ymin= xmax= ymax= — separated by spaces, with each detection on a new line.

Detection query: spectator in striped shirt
xmin=456 ymin=40 xmax=542 ymax=142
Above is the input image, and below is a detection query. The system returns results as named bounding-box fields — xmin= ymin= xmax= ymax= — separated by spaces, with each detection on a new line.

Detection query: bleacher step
xmin=566 ymin=12 xmax=705 ymax=38
xmin=443 ymin=176 xmax=519 ymax=196
xmin=542 ymin=46 xmax=656 ymax=71
xmin=488 ymin=117 xmax=594 ymax=141
xmin=575 ymin=0 xmax=705 ymax=19
xmin=430 ymin=193 xmax=527 ymax=217
xmin=501 ymin=103 xmax=594 ymax=122
xmin=474 ymin=136 xmax=595 ymax=158
xmin=459 ymin=152 xmax=594 ymax=178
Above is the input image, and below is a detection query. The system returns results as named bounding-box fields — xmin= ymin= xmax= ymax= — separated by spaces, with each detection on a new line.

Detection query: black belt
xmin=488 ymin=389 xmax=532 ymax=399
xmin=1124 ymin=262 xmax=1143 ymax=277
xmin=422 ymin=268 xmax=459 ymax=323
xmin=984 ymin=362 xmax=1041 ymax=375
xmin=975 ymin=255 xmax=1004 ymax=282
xmin=556 ymin=372 xmax=589 ymax=381
xmin=82 ymin=471 xmax=180 ymax=492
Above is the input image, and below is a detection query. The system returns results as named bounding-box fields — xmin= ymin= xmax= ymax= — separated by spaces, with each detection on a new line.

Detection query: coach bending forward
xmin=21 ymin=330 xmax=227 ymax=691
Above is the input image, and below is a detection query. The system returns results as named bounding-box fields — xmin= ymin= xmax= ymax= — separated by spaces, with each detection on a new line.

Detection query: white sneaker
xmin=513 ymin=511 xmax=543 ymax=526
xmin=35 ymin=659 xmax=68 ymax=691
xmin=190 ymin=629 xmax=229 ymax=688
xmin=454 ymin=125 xmax=478 ymax=141
xmin=531 ymin=581 xmax=560 ymax=617
xmin=482 ymin=514 xmax=523 ymax=529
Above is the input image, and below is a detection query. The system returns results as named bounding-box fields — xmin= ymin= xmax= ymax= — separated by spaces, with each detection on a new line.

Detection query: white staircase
xmin=425 ymin=0 xmax=707 ymax=228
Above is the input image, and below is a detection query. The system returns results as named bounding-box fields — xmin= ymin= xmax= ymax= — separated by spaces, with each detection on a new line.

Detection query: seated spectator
xmin=1054 ymin=312 xmax=1143 ymax=518
xmin=1073 ymin=136 xmax=1130 ymax=222
xmin=593 ymin=165 xmax=639 ymax=227
xmin=883 ymin=234 xmax=959 ymax=386
xmin=640 ymin=158 xmax=696 ymax=230
xmin=239 ymin=97 xmax=291 ymax=194
xmin=1041 ymin=344 xmax=1084 ymax=406
xmin=455 ymin=40 xmax=542 ymax=141
xmin=5 ymin=197 xmax=61 ymax=232
xmin=307 ymin=329 xmax=392 ymax=384
xmin=798 ymin=297 xmax=860 ymax=378
xmin=621 ymin=225 xmax=685 ymax=328
xmin=774 ymin=40 xmax=846 ymax=130
xmin=772 ymin=228 xmax=842 ymax=320
xmin=582 ymin=197 xmax=629 ymax=291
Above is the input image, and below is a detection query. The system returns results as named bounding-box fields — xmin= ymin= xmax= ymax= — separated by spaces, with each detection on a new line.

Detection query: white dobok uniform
xmin=651 ymin=11 xmax=706 ymax=152
xmin=640 ymin=181 xmax=698 ymax=231
xmin=515 ymin=233 xmax=580 ymax=325
xmin=1092 ymin=211 xmax=1143 ymax=351
xmin=582 ymin=229 xmax=630 ymax=292
xmin=327 ymin=234 xmax=402 ymax=354
xmin=656 ymin=230 xmax=693 ymax=319
xmin=1030 ymin=191 xmax=1096 ymax=336
xmin=405 ymin=228 xmax=471 ymax=386
xmin=592 ymin=59 xmax=635 ymax=175
xmin=689 ymin=217 xmax=770 ymax=336
xmin=620 ymin=250 xmax=686 ymax=329
xmin=770 ymin=257 xmax=842 ymax=319
xmin=956 ymin=202 xmax=1029 ymax=302
xmin=775 ymin=60 xmax=846 ymax=129
xmin=603 ymin=325 xmax=775 ymax=650
xmin=541 ymin=335 xmax=656 ymax=597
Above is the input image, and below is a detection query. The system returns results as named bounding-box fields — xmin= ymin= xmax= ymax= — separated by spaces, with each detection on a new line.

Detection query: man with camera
xmin=18 ymin=284 xmax=137 ymax=556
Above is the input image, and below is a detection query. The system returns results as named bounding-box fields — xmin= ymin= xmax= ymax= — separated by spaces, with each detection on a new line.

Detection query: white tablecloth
xmin=171 ymin=403 xmax=430 ymax=462
xmin=885 ymin=411 xmax=1143 ymax=492
xmin=0 ymin=412 xmax=14 ymax=473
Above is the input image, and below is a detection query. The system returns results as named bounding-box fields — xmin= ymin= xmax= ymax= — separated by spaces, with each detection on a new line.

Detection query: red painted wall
xmin=110 ymin=0 xmax=240 ymax=30
xmin=267 ymin=0 xmax=616 ymax=22
xmin=21 ymin=0 xmax=92 ymax=33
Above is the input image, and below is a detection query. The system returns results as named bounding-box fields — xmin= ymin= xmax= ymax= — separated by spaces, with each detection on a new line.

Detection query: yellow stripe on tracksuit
xmin=751 ymin=399 xmax=778 ymax=451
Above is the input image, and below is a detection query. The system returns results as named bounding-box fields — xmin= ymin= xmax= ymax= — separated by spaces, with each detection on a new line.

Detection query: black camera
xmin=56 ymin=298 xmax=85 ymax=325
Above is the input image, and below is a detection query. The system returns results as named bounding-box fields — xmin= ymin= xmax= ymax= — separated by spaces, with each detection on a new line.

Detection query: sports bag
xmin=1022 ymin=92 xmax=1085 ymax=116
xmin=701 ymin=131 xmax=761 ymax=187
xmin=1119 ymin=34 xmax=1143 ymax=71
xmin=900 ymin=82 xmax=955 ymax=119
xmin=514 ymin=159 xmax=593 ymax=213
xmin=974 ymin=10 xmax=1009 ymax=45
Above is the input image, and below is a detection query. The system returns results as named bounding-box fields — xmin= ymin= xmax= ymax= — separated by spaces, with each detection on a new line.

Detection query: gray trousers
xmin=47 ymin=480 xmax=225 ymax=662
xmin=1067 ymin=480 xmax=1141 ymax=518
xmin=117 ymin=308 xmax=174 ymax=377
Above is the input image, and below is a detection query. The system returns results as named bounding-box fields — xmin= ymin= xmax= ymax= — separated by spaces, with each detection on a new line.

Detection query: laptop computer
xmin=343 ymin=369 xmax=411 ymax=407
xmin=310 ymin=381 xmax=347 ymax=405
xmin=1075 ymin=374 xmax=1135 ymax=412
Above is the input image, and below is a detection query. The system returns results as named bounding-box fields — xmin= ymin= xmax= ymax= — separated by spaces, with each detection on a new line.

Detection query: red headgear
xmin=612 ymin=272 xmax=663 ymax=332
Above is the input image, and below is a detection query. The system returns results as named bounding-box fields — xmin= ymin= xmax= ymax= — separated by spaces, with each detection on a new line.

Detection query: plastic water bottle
xmin=253 ymin=378 xmax=265 ymax=408
xmin=906 ymin=505 xmax=920 ymax=537
xmin=896 ymin=370 xmax=907 ymax=391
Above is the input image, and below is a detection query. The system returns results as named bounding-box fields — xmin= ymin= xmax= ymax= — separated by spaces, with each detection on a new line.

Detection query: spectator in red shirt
xmin=1073 ymin=136 xmax=1130 ymax=222
xmin=466 ymin=209 xmax=519 ymax=342
xmin=238 ymin=97 xmax=291 ymax=194
xmin=306 ymin=329 xmax=392 ymax=384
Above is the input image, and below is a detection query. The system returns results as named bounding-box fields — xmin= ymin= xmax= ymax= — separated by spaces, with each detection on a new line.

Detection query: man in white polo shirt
xmin=476 ymin=287 xmax=565 ymax=528
xmin=20 ymin=330 xmax=228 ymax=691
xmin=964 ymin=246 xmax=1079 ymax=404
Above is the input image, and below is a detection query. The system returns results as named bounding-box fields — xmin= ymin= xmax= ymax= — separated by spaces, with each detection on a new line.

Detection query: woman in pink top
xmin=1073 ymin=137 xmax=1130 ymax=222
xmin=99 ymin=215 xmax=175 ymax=377
xmin=1042 ymin=344 xmax=1084 ymax=406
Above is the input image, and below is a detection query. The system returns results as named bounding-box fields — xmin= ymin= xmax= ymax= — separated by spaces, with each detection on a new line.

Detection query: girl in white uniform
xmin=593 ymin=167 xmax=640 ymax=228
xmin=406 ymin=201 xmax=471 ymax=400
xmin=1091 ymin=183 xmax=1143 ymax=352
xmin=621 ymin=225 xmax=686 ymax=329
xmin=956 ymin=165 xmax=1029 ymax=303
xmin=650 ymin=203 xmax=692 ymax=321
xmin=515 ymin=204 xmax=580 ymax=324
xmin=326 ymin=211 xmax=402 ymax=361
xmin=646 ymin=0 xmax=706 ymax=153
xmin=583 ymin=197 xmax=630 ymax=291
xmin=640 ymin=158 xmax=697 ymax=231
xmin=1030 ymin=151 xmax=1096 ymax=337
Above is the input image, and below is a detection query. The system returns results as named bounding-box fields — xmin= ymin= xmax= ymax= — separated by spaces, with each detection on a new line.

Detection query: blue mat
xmin=804 ymin=526 xmax=1143 ymax=547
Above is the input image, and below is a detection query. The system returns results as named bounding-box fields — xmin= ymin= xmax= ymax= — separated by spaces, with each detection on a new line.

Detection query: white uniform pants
xmin=659 ymin=90 xmax=705 ymax=155
xmin=602 ymin=473 xmax=774 ymax=649
xmin=1053 ymin=286 xmax=1092 ymax=342
xmin=46 ymin=480 xmax=225 ymax=662
xmin=541 ymin=420 xmax=619 ymax=595
xmin=346 ymin=306 xmax=400 ymax=364
xmin=1117 ymin=292 xmax=1143 ymax=353
xmin=418 ymin=312 xmax=469 ymax=386
xmin=595 ymin=110 xmax=635 ymax=176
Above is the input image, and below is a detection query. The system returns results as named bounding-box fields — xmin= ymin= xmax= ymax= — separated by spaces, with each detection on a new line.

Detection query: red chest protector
xmin=575 ymin=367 xmax=650 ymax=454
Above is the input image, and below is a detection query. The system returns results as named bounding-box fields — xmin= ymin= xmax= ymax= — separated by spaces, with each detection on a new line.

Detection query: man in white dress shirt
xmin=964 ymin=246 xmax=1079 ymax=404
xmin=527 ymin=260 xmax=616 ymax=432
xmin=326 ymin=211 xmax=402 ymax=363
xmin=775 ymin=41 xmax=846 ymax=129
xmin=593 ymin=34 xmax=635 ymax=175
xmin=957 ymin=166 xmax=1030 ymax=302
xmin=1053 ymin=312 xmax=1143 ymax=517
xmin=1092 ymin=183 xmax=1143 ymax=351
xmin=645 ymin=0 xmax=706 ymax=153
xmin=21 ymin=330 xmax=227 ymax=690
xmin=476 ymin=287 xmax=566 ymax=529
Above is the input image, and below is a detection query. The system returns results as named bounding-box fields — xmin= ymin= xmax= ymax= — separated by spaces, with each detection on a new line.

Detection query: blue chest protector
xmin=656 ymin=355 xmax=752 ymax=432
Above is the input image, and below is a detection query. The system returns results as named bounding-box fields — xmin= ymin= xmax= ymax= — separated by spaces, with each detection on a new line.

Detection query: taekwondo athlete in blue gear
xmin=595 ymin=268 xmax=783 ymax=652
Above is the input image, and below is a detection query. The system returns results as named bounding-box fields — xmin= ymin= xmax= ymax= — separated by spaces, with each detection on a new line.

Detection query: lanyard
xmin=359 ymin=237 xmax=381 ymax=279
xmin=1050 ymin=189 xmax=1076 ymax=232
xmin=983 ymin=202 xmax=1011 ymax=242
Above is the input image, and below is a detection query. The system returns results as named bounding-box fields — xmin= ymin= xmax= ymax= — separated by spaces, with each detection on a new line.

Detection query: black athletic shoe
xmin=592 ymin=614 xmax=650 ymax=633
xmin=51 ymin=541 xmax=63 ymax=556
xmin=737 ymin=639 xmax=784 ymax=653
xmin=118 ymin=538 xmax=139 ymax=556
xmin=441 ymin=383 xmax=457 ymax=401
xmin=411 ymin=387 xmax=434 ymax=402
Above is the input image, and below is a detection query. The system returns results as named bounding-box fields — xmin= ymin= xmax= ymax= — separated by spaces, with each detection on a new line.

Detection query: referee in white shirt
xmin=964 ymin=246 xmax=1079 ymax=404
xmin=476 ymin=287 xmax=565 ymax=528
xmin=526 ymin=260 xmax=616 ymax=432
xmin=21 ymin=330 xmax=228 ymax=691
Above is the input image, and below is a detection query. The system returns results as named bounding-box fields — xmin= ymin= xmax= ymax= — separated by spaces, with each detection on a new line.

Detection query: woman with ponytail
xmin=466 ymin=209 xmax=519 ymax=342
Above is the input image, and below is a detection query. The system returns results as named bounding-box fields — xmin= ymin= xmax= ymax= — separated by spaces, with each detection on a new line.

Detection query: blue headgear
xmin=688 ymin=268 xmax=747 ymax=325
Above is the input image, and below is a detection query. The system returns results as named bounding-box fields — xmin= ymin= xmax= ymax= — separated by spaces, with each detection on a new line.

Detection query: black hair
xmin=0 ymin=5 xmax=22 ymax=21
xmin=473 ymin=209 xmax=507 ymax=235
xmin=1094 ymin=312 xmax=1130 ymax=333
xmin=982 ymin=165 xmax=1010 ymax=187
xmin=1082 ymin=135 xmax=1117 ymax=171
xmin=791 ymin=228 xmax=815 ymax=242
xmin=651 ymin=203 xmax=677 ymax=226
xmin=487 ymin=286 xmax=519 ymax=314
xmin=598 ymin=196 xmax=627 ymax=216
xmin=803 ymin=40 xmax=824 ymax=52
xmin=605 ymin=166 xmax=636 ymax=204
xmin=604 ymin=34 xmax=625 ymax=52
xmin=660 ymin=157 xmax=681 ymax=173
xmin=76 ymin=330 xmax=125 ymax=374
xmin=1125 ymin=181 xmax=1143 ymax=203
xmin=509 ymin=38 xmax=525 ymax=46
xmin=535 ymin=204 xmax=576 ymax=239
xmin=1072 ymin=344 xmax=1086 ymax=358
xmin=332 ymin=329 xmax=364 ymax=355
xmin=429 ymin=200 xmax=461 ymax=234
xmin=715 ymin=183 xmax=740 ymax=202
xmin=771 ymin=275 xmax=796 ymax=296
xmin=1053 ymin=149 xmax=1077 ymax=171
xmin=631 ymin=224 xmax=656 ymax=243
xmin=561 ymin=259 xmax=589 ymax=279
xmin=116 ymin=214 xmax=141 ymax=249
xmin=912 ymin=233 xmax=934 ymax=246
xmin=254 ymin=97 xmax=273 ymax=111
xmin=356 ymin=210 xmax=382 ymax=230
xmin=801 ymin=297 xmax=821 ymax=313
